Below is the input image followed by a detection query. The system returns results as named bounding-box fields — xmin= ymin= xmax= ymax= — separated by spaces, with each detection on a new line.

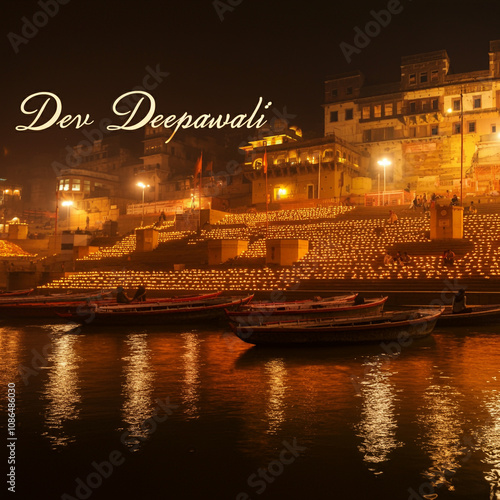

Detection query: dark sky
xmin=2 ymin=0 xmax=500 ymax=165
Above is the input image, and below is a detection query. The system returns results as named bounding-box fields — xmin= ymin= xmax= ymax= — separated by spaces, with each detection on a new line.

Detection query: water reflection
xmin=120 ymin=333 xmax=154 ymax=449
xmin=181 ymin=332 xmax=202 ymax=419
xmin=264 ymin=358 xmax=287 ymax=435
xmin=481 ymin=390 xmax=500 ymax=499
xmin=42 ymin=333 xmax=81 ymax=449
xmin=355 ymin=358 xmax=402 ymax=473
xmin=0 ymin=328 xmax=20 ymax=403
xmin=417 ymin=384 xmax=465 ymax=491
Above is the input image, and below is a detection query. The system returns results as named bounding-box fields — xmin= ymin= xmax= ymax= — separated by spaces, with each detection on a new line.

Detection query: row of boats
xmin=1 ymin=288 xmax=499 ymax=345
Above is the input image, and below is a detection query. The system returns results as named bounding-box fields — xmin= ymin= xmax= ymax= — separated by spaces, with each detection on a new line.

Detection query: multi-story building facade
xmin=324 ymin=40 xmax=500 ymax=195
xmin=240 ymin=125 xmax=370 ymax=205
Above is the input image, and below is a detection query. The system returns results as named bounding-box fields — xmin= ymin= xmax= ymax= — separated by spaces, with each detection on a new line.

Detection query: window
xmin=374 ymin=105 xmax=382 ymax=118
xmin=453 ymin=99 xmax=461 ymax=111
xmin=63 ymin=179 xmax=70 ymax=191
xmin=362 ymin=106 xmax=370 ymax=119
xmin=432 ymin=99 xmax=439 ymax=110
xmin=345 ymin=108 xmax=353 ymax=120
xmin=346 ymin=86 xmax=353 ymax=95
xmin=468 ymin=121 xmax=476 ymax=133
xmin=385 ymin=103 xmax=393 ymax=116
xmin=83 ymin=180 xmax=90 ymax=192
xmin=431 ymin=125 xmax=438 ymax=136
xmin=409 ymin=101 xmax=416 ymax=113
xmin=492 ymin=124 xmax=497 ymax=133
xmin=420 ymin=72 xmax=428 ymax=83
xmin=409 ymin=73 xmax=416 ymax=85
xmin=363 ymin=130 xmax=372 ymax=142
xmin=431 ymin=70 xmax=439 ymax=82
xmin=397 ymin=101 xmax=402 ymax=114
xmin=473 ymin=96 xmax=481 ymax=109
xmin=72 ymin=179 xmax=81 ymax=191
xmin=59 ymin=180 xmax=64 ymax=191
xmin=330 ymin=111 xmax=338 ymax=122
xmin=331 ymin=89 xmax=338 ymax=98
xmin=453 ymin=123 xmax=461 ymax=134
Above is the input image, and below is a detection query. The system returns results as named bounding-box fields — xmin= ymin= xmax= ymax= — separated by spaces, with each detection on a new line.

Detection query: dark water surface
xmin=1 ymin=321 xmax=499 ymax=500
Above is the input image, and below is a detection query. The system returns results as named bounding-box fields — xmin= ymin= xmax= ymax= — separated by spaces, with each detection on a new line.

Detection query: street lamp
xmin=137 ymin=182 xmax=150 ymax=227
xmin=377 ymin=158 xmax=391 ymax=206
xmin=61 ymin=200 xmax=73 ymax=229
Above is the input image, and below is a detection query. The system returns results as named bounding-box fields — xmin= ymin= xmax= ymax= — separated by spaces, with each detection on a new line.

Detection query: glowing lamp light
xmin=447 ymin=108 xmax=453 ymax=114
xmin=61 ymin=200 xmax=73 ymax=207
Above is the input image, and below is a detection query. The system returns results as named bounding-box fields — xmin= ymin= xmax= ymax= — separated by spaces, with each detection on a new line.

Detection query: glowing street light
xmin=377 ymin=158 xmax=391 ymax=206
xmin=61 ymin=200 xmax=74 ymax=229
xmin=137 ymin=182 xmax=150 ymax=226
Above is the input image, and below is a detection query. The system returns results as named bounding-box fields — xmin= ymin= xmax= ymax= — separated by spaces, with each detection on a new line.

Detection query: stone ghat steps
xmin=336 ymin=206 xmax=427 ymax=221
xmin=336 ymin=203 xmax=500 ymax=222
xmin=386 ymin=240 xmax=474 ymax=256
xmin=76 ymin=237 xmax=209 ymax=271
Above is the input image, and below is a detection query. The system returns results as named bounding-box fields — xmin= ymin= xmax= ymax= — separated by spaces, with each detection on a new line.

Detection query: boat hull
xmin=226 ymin=297 xmax=388 ymax=326
xmin=60 ymin=295 xmax=254 ymax=326
xmin=0 ymin=291 xmax=223 ymax=320
xmin=231 ymin=310 xmax=442 ymax=345
xmin=437 ymin=305 xmax=500 ymax=326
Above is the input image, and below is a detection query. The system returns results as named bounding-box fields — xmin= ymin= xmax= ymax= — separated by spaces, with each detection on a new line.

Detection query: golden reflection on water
xmin=120 ymin=333 xmax=154 ymax=448
xmin=181 ymin=332 xmax=202 ymax=419
xmin=0 ymin=328 xmax=20 ymax=398
xmin=355 ymin=358 xmax=402 ymax=473
xmin=481 ymin=389 xmax=500 ymax=499
xmin=42 ymin=333 xmax=82 ymax=449
xmin=417 ymin=384 xmax=465 ymax=491
xmin=264 ymin=358 xmax=287 ymax=435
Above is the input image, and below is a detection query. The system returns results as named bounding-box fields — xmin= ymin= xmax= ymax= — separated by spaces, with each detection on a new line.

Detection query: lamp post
xmin=460 ymin=88 xmax=464 ymax=206
xmin=61 ymin=200 xmax=73 ymax=229
xmin=447 ymin=89 xmax=464 ymax=205
xmin=137 ymin=182 xmax=150 ymax=227
xmin=377 ymin=173 xmax=380 ymax=206
xmin=377 ymin=158 xmax=391 ymax=206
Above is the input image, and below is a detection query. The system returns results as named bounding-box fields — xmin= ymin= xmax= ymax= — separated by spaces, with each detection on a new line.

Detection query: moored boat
xmin=242 ymin=293 xmax=357 ymax=311
xmin=58 ymin=294 xmax=254 ymax=326
xmin=437 ymin=304 xmax=500 ymax=326
xmin=0 ymin=291 xmax=223 ymax=320
xmin=230 ymin=308 xmax=443 ymax=345
xmin=0 ymin=288 xmax=35 ymax=297
xmin=226 ymin=296 xmax=388 ymax=325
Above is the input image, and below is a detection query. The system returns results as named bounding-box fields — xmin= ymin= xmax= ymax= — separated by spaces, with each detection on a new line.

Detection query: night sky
xmin=2 ymin=0 xmax=500 ymax=167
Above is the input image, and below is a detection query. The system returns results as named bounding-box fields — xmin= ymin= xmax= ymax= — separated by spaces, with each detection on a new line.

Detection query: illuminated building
xmin=240 ymin=124 xmax=370 ymax=205
xmin=324 ymin=40 xmax=500 ymax=194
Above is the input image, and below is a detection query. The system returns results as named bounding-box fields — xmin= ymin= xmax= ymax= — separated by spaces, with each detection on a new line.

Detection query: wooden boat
xmin=437 ymin=304 xmax=500 ymax=326
xmin=0 ymin=290 xmax=113 ymax=306
xmin=58 ymin=294 xmax=254 ymax=326
xmin=230 ymin=308 xmax=443 ymax=346
xmin=226 ymin=296 xmax=388 ymax=325
xmin=0 ymin=291 xmax=223 ymax=319
xmin=242 ymin=293 xmax=357 ymax=311
xmin=0 ymin=288 xmax=34 ymax=297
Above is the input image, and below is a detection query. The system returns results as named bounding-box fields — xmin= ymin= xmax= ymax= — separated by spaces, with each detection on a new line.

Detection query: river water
xmin=1 ymin=320 xmax=499 ymax=500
